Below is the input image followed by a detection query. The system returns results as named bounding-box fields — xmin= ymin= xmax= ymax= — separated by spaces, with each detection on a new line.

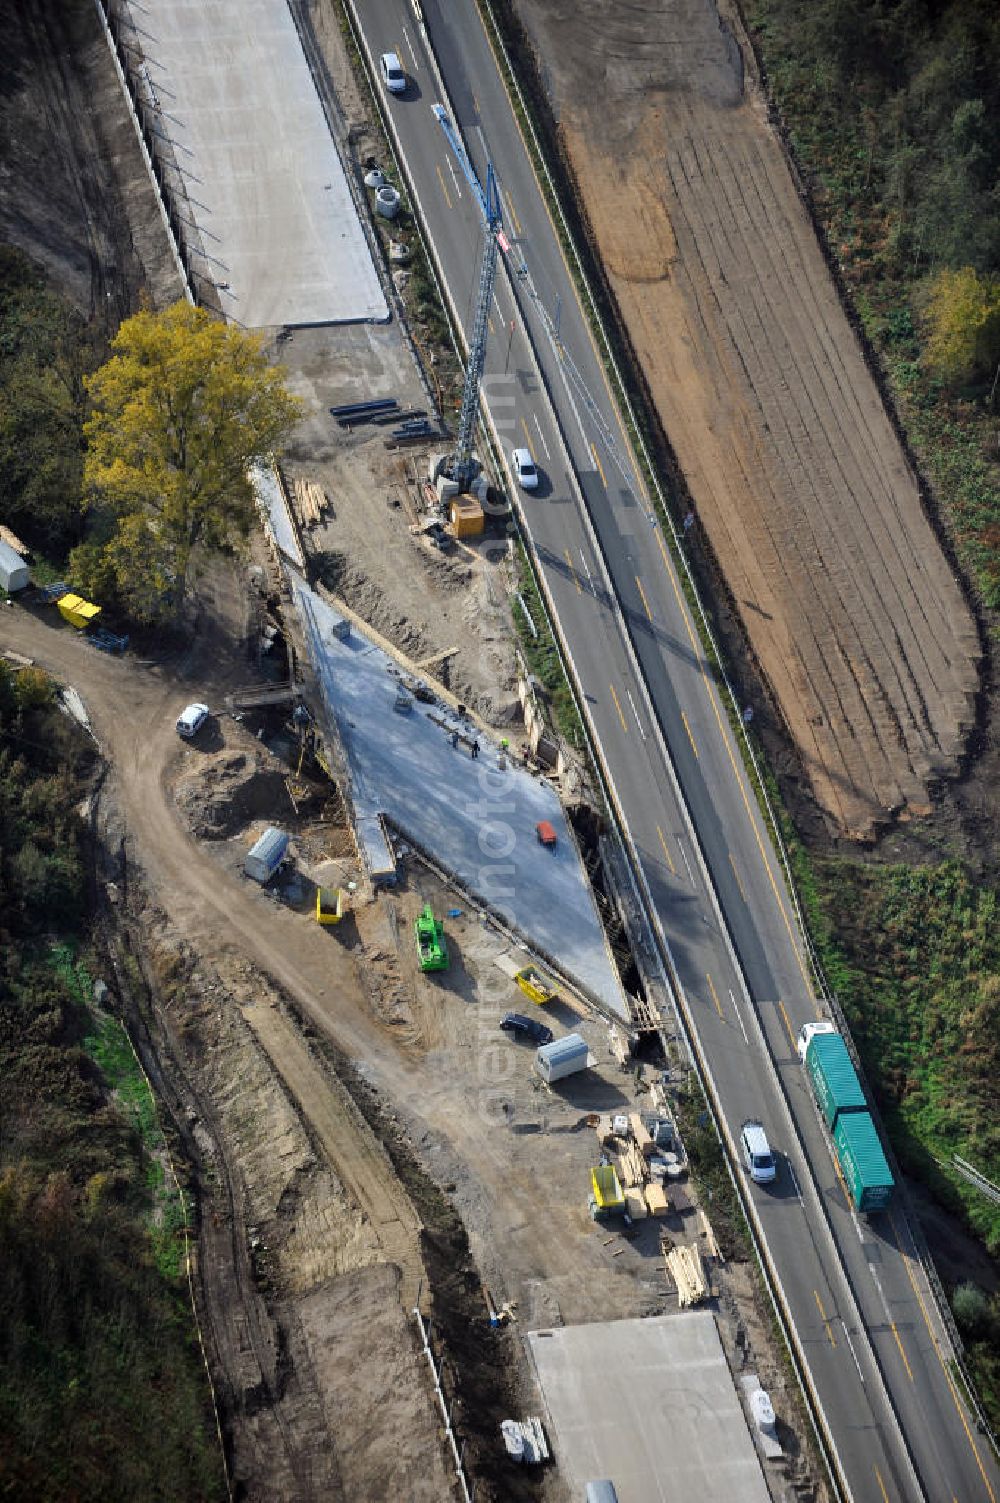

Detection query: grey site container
xmin=0 ymin=540 xmax=29 ymax=594
xmin=585 ymin=1484 xmax=619 ymax=1503
xmin=245 ymin=826 xmax=289 ymax=884
xmin=535 ymin=1032 xmax=592 ymax=1084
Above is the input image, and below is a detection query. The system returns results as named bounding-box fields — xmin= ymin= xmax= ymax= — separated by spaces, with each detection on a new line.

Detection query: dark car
xmin=500 ymin=1011 xmax=554 ymax=1045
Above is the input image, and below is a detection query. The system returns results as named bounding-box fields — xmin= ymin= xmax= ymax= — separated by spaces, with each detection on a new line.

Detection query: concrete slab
xmin=291 ymin=579 xmax=627 ymax=1018
xmin=138 ymin=0 xmax=387 ymax=327
xmin=251 ymin=462 xmax=303 ymax=569
xmin=528 ymin=1314 xmax=770 ymax=1503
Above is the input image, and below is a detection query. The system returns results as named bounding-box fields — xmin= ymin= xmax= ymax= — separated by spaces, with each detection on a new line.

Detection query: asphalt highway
xmin=347 ymin=3 xmax=999 ymax=1499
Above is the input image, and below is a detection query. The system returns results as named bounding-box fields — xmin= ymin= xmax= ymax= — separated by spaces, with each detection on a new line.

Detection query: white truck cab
xmin=796 ymin=1019 xmax=837 ymax=1064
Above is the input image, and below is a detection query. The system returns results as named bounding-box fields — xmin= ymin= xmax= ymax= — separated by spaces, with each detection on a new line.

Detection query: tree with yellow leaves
xmin=922 ymin=267 xmax=1000 ymax=390
xmin=74 ymin=300 xmax=302 ymax=622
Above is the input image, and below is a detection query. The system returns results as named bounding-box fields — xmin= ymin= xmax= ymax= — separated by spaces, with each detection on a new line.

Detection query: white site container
xmin=0 ymin=540 xmax=29 ymax=594
xmin=245 ymin=826 xmax=289 ymax=884
xmin=535 ymin=1032 xmax=593 ymax=1084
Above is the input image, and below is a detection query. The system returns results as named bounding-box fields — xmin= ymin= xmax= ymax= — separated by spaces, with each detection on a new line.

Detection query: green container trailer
xmin=804 ymin=1029 xmax=867 ymax=1129
xmin=833 ymin=1112 xmax=894 ymax=1213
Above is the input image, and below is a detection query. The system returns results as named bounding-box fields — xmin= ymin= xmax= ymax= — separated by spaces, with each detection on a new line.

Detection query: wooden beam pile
xmin=664 ymin=1243 xmax=707 ymax=1308
xmin=293 ymin=477 xmax=328 ymax=527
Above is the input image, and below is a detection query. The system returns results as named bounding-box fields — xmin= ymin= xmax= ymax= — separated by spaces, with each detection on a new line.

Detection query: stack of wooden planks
xmin=664 ymin=1243 xmax=707 ymax=1308
xmin=293 ymin=477 xmax=328 ymax=527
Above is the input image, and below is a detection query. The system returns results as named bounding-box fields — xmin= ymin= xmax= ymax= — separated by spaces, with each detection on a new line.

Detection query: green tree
xmin=78 ymin=301 xmax=302 ymax=622
xmin=922 ymin=267 xmax=1000 ymax=388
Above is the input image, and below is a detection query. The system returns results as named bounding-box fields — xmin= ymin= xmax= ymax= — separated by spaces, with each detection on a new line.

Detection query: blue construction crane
xmin=432 ymin=103 xmax=509 ymax=489
xmin=433 ymin=103 xmax=632 ymax=495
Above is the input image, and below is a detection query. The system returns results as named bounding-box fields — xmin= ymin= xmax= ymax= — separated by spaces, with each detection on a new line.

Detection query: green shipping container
xmin=834 ymin=1112 xmax=894 ymax=1213
xmin=806 ymin=1030 xmax=867 ymax=1129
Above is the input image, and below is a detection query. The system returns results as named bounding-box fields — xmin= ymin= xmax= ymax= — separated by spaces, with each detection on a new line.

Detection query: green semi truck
xmin=797 ymin=1022 xmax=894 ymax=1214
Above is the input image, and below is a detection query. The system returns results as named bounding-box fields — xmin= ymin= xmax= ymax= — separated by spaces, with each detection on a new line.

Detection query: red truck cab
xmin=535 ymin=820 xmax=557 ymax=848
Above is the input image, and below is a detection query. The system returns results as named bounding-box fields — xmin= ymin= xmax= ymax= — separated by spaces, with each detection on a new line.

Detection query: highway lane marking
xmin=579 ymin=549 xmax=595 ymax=594
xmin=401 ymin=28 xmax=419 ymax=70
xmin=492 ymin=289 xmax=504 ymax=321
xmin=590 ymin=441 xmax=607 ymax=489
xmin=520 ymin=417 xmax=535 ymax=455
xmin=778 ymin=999 xmax=797 ymax=1053
xmin=891 ymin=1322 xmax=915 ymax=1382
xmin=656 ymin=824 xmax=676 ymax=875
xmin=676 ymin=837 xmax=696 ymax=887
xmin=564 ymin=550 xmax=582 ymax=593
xmin=705 ymin=972 xmax=724 ymax=1020
xmin=472 ymin=91 xmax=481 ymax=116
xmin=874 ymin=1466 xmax=890 ymax=1503
xmin=504 ymin=188 xmax=522 ymax=236
xmin=445 ymin=153 xmax=463 ymax=201
xmin=787 ymin=1161 xmax=804 ymax=1207
xmin=609 ymin=683 xmax=628 ymax=733
xmin=681 ymin=710 xmax=699 ymax=759
xmin=889 ymin=1209 xmax=997 ymax=1502
xmin=841 ymin=1321 xmax=865 ymax=1382
xmin=435 ymin=163 xmax=452 ymax=211
xmin=532 ymin=413 xmax=551 ymax=459
xmin=729 ymin=988 xmax=749 ymax=1044
xmin=625 ymin=686 xmax=645 ymax=739
xmin=813 ymin=1289 xmax=837 ymax=1347
xmin=728 ymin=850 xmax=747 ymax=902
xmin=488 ymin=317 xmax=495 ymax=337
xmin=635 ymin=574 xmax=653 ymax=621
xmin=654 ymin=526 xmax=813 ymax=992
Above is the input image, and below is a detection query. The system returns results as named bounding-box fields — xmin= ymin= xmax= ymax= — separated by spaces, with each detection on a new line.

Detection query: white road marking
xmin=841 ymin=1321 xmax=866 ymax=1383
xmin=532 ymin=413 xmax=551 ymax=460
xmin=579 ymin=549 xmax=595 ymax=594
xmin=677 ymin=837 xmax=696 ymax=887
xmin=445 ymin=155 xmax=463 ymax=199
xmin=626 ymin=687 xmax=645 ymax=740
xmin=730 ymin=988 xmax=749 ymax=1045
xmin=788 ymin=1161 xmax=804 ymax=1206
xmin=401 ymin=26 xmax=419 ymax=70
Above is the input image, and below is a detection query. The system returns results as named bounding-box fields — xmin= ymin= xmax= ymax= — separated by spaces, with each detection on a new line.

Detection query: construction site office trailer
xmin=535 ymin=1032 xmax=592 ymax=1084
xmin=245 ymin=826 xmax=289 ymax=884
xmin=0 ymin=541 xmax=29 ymax=594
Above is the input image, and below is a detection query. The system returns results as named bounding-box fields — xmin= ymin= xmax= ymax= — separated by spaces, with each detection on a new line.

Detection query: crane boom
xmin=431 ymin=103 xmax=632 ymax=493
xmin=432 ymin=104 xmax=506 ymax=488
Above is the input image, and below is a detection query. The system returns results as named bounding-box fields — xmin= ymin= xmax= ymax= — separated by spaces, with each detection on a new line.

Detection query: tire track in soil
xmin=520 ymin=0 xmax=980 ymax=838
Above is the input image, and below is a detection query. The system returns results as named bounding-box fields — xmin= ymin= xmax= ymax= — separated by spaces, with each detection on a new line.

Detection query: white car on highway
xmin=511 ymin=446 xmax=539 ymax=490
xmin=380 ymin=51 xmax=406 ymax=94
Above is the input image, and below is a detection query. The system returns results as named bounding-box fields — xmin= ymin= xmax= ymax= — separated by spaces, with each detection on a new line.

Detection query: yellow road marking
xmin=520 ymin=418 xmax=535 ymax=454
xmin=488 ymin=317 xmax=495 ymax=337
xmin=728 ymin=850 xmax=747 ymax=903
xmin=590 ymin=442 xmax=607 ymax=489
xmin=654 ymin=527 xmax=813 ymax=992
xmin=778 ymin=1000 xmax=797 ymax=1053
xmin=435 ymin=163 xmax=452 ymax=211
xmin=504 ymin=188 xmax=522 ymax=236
xmin=681 ymin=711 xmax=699 ymax=759
xmin=891 ymin=1322 xmax=914 ymax=1382
xmin=636 ymin=575 xmax=652 ymax=621
xmin=565 ymin=549 xmax=581 ymax=593
xmin=657 ymin=824 xmax=676 ymax=875
xmin=609 ymin=683 xmax=628 ymax=733
xmin=472 ymin=91 xmax=481 ymax=115
xmin=814 ymin=1289 xmax=837 ymax=1347
xmin=889 ymin=1210 xmax=997 ymax=1503
xmin=705 ymin=972 xmax=724 ymax=1019
xmin=874 ymin=1467 xmax=890 ymax=1503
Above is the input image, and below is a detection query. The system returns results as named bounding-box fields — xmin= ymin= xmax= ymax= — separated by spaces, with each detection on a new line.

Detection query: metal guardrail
xmin=952 ymin=1157 xmax=1000 ymax=1207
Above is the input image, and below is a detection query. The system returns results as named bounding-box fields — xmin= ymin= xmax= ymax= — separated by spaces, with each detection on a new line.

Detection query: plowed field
xmin=517 ymin=0 xmax=981 ymax=837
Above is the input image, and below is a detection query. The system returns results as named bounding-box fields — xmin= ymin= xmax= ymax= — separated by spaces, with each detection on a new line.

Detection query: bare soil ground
xmin=0 ymin=0 xmax=179 ymax=320
xmin=514 ymin=0 xmax=982 ymax=840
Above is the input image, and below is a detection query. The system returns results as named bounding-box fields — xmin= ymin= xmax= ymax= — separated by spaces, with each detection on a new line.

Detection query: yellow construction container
xmin=449 ymin=495 xmax=484 ymax=538
xmin=590 ymin=1164 xmax=625 ymax=1211
xmin=515 ymin=965 xmax=559 ymax=1007
xmin=57 ymin=594 xmax=101 ymax=629
xmin=316 ymin=886 xmax=346 ymax=925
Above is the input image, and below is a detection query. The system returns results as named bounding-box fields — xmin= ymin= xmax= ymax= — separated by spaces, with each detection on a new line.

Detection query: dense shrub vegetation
xmin=0 ymin=664 xmax=224 ymax=1499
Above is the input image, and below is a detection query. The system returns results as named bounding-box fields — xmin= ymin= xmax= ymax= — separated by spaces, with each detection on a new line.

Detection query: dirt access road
xmin=515 ymin=0 xmax=981 ymax=839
